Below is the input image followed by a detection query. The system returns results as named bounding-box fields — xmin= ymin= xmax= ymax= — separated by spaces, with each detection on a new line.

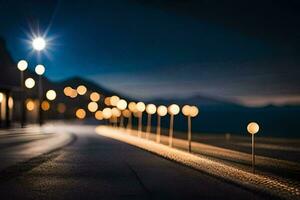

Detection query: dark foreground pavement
xmin=0 ymin=125 xmax=266 ymax=200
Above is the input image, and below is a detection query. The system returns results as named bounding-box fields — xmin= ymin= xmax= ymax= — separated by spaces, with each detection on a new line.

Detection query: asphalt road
xmin=0 ymin=125 xmax=266 ymax=199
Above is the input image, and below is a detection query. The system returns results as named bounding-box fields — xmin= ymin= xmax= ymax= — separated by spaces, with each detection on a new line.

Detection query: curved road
xmin=0 ymin=124 xmax=266 ymax=199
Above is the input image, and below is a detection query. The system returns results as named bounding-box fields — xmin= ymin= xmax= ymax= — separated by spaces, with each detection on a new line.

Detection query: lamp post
xmin=117 ymin=99 xmax=127 ymax=128
xmin=247 ymin=122 xmax=260 ymax=173
xmin=128 ymin=102 xmax=137 ymax=130
xmin=168 ymin=104 xmax=180 ymax=147
xmin=136 ymin=102 xmax=145 ymax=137
xmin=17 ymin=60 xmax=29 ymax=127
xmin=35 ymin=64 xmax=45 ymax=126
xmin=156 ymin=105 xmax=167 ymax=143
xmin=145 ymin=104 xmax=156 ymax=139
xmin=182 ymin=105 xmax=199 ymax=153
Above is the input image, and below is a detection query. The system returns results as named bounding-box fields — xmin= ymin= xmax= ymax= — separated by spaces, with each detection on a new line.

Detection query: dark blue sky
xmin=0 ymin=0 xmax=299 ymax=106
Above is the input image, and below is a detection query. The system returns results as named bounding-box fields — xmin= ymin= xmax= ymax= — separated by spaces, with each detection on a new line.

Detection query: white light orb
xmin=146 ymin=104 xmax=156 ymax=115
xmin=32 ymin=37 xmax=46 ymax=51
xmin=117 ymin=99 xmax=127 ymax=110
xmin=25 ymin=78 xmax=35 ymax=89
xmin=190 ymin=106 xmax=199 ymax=117
xmin=157 ymin=105 xmax=167 ymax=117
xmin=17 ymin=60 xmax=28 ymax=71
xmin=247 ymin=122 xmax=260 ymax=135
xmin=182 ymin=105 xmax=191 ymax=116
xmin=88 ymin=102 xmax=98 ymax=112
xmin=102 ymin=108 xmax=112 ymax=119
xmin=46 ymin=90 xmax=56 ymax=101
xmin=35 ymin=64 xmax=45 ymax=75
xmin=168 ymin=104 xmax=180 ymax=115
xmin=136 ymin=102 xmax=145 ymax=112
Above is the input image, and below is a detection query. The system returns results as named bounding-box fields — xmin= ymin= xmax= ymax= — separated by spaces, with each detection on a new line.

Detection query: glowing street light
xmin=88 ymin=102 xmax=98 ymax=112
xmin=127 ymin=102 xmax=137 ymax=129
xmin=95 ymin=110 xmax=104 ymax=120
xmin=46 ymin=90 xmax=56 ymax=101
xmin=32 ymin=37 xmax=46 ymax=51
xmin=35 ymin=64 xmax=45 ymax=125
xmin=76 ymin=108 xmax=86 ymax=119
xmin=156 ymin=105 xmax=167 ymax=143
xmin=136 ymin=102 xmax=145 ymax=137
xmin=247 ymin=122 xmax=260 ymax=173
xmin=168 ymin=104 xmax=180 ymax=147
xmin=146 ymin=104 xmax=156 ymax=139
xmin=102 ymin=108 xmax=112 ymax=121
xmin=110 ymin=95 xmax=120 ymax=106
xmin=17 ymin=60 xmax=28 ymax=127
xmin=90 ymin=92 xmax=100 ymax=102
xmin=77 ymin=85 xmax=87 ymax=95
xmin=25 ymin=78 xmax=35 ymax=89
xmin=117 ymin=99 xmax=127 ymax=127
xmin=182 ymin=105 xmax=199 ymax=152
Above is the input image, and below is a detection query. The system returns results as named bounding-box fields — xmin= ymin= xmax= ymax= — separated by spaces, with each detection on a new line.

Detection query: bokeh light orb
xmin=25 ymin=78 xmax=35 ymax=89
xmin=76 ymin=108 xmax=86 ymax=119
xmin=77 ymin=85 xmax=87 ymax=95
xmin=95 ymin=111 xmax=103 ymax=120
xmin=168 ymin=104 xmax=180 ymax=115
xmin=157 ymin=105 xmax=167 ymax=117
xmin=35 ymin=64 xmax=45 ymax=75
xmin=117 ymin=99 xmax=127 ymax=110
xmin=110 ymin=95 xmax=120 ymax=106
xmin=102 ymin=108 xmax=112 ymax=119
xmin=146 ymin=104 xmax=156 ymax=115
xmin=136 ymin=102 xmax=145 ymax=112
xmin=182 ymin=105 xmax=191 ymax=116
xmin=17 ymin=60 xmax=28 ymax=71
xmin=128 ymin=102 xmax=137 ymax=112
xmin=112 ymin=107 xmax=121 ymax=117
xmin=88 ymin=102 xmax=98 ymax=112
xmin=41 ymin=100 xmax=50 ymax=111
xmin=32 ymin=37 xmax=46 ymax=51
xmin=64 ymin=87 xmax=73 ymax=96
xmin=0 ymin=93 xmax=3 ymax=103
xmin=122 ymin=109 xmax=131 ymax=118
xmin=8 ymin=97 xmax=13 ymax=109
xmin=190 ymin=106 xmax=199 ymax=117
xmin=247 ymin=122 xmax=260 ymax=135
xmin=26 ymin=99 xmax=35 ymax=111
xmin=90 ymin=92 xmax=100 ymax=102
xmin=46 ymin=90 xmax=56 ymax=101
xmin=104 ymin=97 xmax=111 ymax=106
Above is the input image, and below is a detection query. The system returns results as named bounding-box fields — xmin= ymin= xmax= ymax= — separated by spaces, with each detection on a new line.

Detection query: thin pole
xmin=252 ymin=134 xmax=255 ymax=173
xmin=120 ymin=115 xmax=124 ymax=128
xmin=138 ymin=112 xmax=142 ymax=137
xmin=156 ymin=115 xmax=161 ymax=143
xmin=38 ymin=75 xmax=43 ymax=126
xmin=146 ymin=114 xmax=151 ymax=139
xmin=127 ymin=113 xmax=132 ymax=129
xmin=188 ymin=116 xmax=192 ymax=153
xmin=169 ymin=114 xmax=174 ymax=147
xmin=20 ymin=71 xmax=26 ymax=128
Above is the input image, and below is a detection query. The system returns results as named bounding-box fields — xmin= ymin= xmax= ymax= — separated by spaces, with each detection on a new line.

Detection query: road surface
xmin=0 ymin=124 xmax=266 ymax=199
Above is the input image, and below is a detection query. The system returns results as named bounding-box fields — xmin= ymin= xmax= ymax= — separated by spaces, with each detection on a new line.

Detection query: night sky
xmin=0 ymin=0 xmax=299 ymax=106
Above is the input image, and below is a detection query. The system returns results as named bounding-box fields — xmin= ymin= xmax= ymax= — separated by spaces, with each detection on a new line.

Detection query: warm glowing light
xmin=64 ymin=87 xmax=73 ymax=96
xmin=102 ymin=108 xmax=112 ymax=119
xmin=122 ymin=109 xmax=131 ymax=118
xmin=88 ymin=102 xmax=98 ymax=112
xmin=90 ymin=92 xmax=100 ymax=102
xmin=41 ymin=100 xmax=50 ymax=111
xmin=136 ymin=102 xmax=145 ymax=112
xmin=70 ymin=89 xmax=78 ymax=98
xmin=117 ymin=99 xmax=127 ymax=110
xmin=128 ymin=102 xmax=137 ymax=112
xmin=46 ymin=90 xmax=56 ymax=101
xmin=157 ymin=105 xmax=167 ymax=116
xmin=104 ymin=97 xmax=111 ymax=106
xmin=247 ymin=122 xmax=260 ymax=135
xmin=110 ymin=95 xmax=120 ymax=106
xmin=8 ymin=97 xmax=13 ymax=109
xmin=17 ymin=60 xmax=28 ymax=71
xmin=182 ymin=105 xmax=191 ymax=116
xmin=168 ymin=104 xmax=180 ymax=115
xmin=32 ymin=37 xmax=46 ymax=51
xmin=77 ymin=85 xmax=87 ymax=95
xmin=146 ymin=104 xmax=156 ymax=114
xmin=112 ymin=107 xmax=121 ymax=117
xmin=35 ymin=64 xmax=45 ymax=75
xmin=95 ymin=111 xmax=103 ymax=120
xmin=25 ymin=78 xmax=35 ymax=89
xmin=57 ymin=103 xmax=66 ymax=113
xmin=26 ymin=99 xmax=35 ymax=111
xmin=0 ymin=93 xmax=3 ymax=103
xmin=190 ymin=106 xmax=199 ymax=117
xmin=76 ymin=108 xmax=86 ymax=119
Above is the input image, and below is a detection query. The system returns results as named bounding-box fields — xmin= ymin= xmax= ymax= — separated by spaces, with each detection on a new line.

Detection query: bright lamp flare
xmin=90 ymin=92 xmax=100 ymax=102
xmin=88 ymin=102 xmax=98 ymax=112
xmin=247 ymin=122 xmax=260 ymax=135
xmin=77 ymin=85 xmax=87 ymax=95
xmin=190 ymin=106 xmax=199 ymax=117
xmin=128 ymin=102 xmax=137 ymax=112
xmin=136 ymin=102 xmax=145 ymax=112
xmin=26 ymin=99 xmax=35 ymax=111
xmin=76 ymin=109 xmax=86 ymax=119
xmin=95 ymin=111 xmax=104 ymax=120
xmin=0 ymin=93 xmax=3 ymax=103
xmin=46 ymin=90 xmax=56 ymax=101
xmin=168 ymin=104 xmax=180 ymax=115
xmin=35 ymin=64 xmax=45 ymax=75
xmin=17 ymin=60 xmax=28 ymax=71
xmin=117 ymin=99 xmax=127 ymax=110
xmin=157 ymin=105 xmax=167 ymax=116
xmin=110 ymin=95 xmax=120 ymax=106
xmin=32 ymin=37 xmax=46 ymax=51
xmin=146 ymin=104 xmax=156 ymax=114
xmin=25 ymin=78 xmax=35 ymax=89
xmin=182 ymin=105 xmax=191 ymax=116
xmin=102 ymin=108 xmax=112 ymax=119
xmin=41 ymin=100 xmax=50 ymax=111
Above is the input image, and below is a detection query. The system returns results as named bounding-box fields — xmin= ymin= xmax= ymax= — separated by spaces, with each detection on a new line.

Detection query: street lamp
xmin=247 ymin=122 xmax=260 ymax=173
xmin=117 ymin=99 xmax=127 ymax=128
xmin=25 ymin=78 xmax=35 ymax=89
xmin=17 ymin=60 xmax=28 ymax=127
xmin=32 ymin=37 xmax=46 ymax=51
xmin=168 ymin=104 xmax=180 ymax=147
xmin=182 ymin=105 xmax=199 ymax=152
xmin=136 ymin=102 xmax=145 ymax=137
xmin=88 ymin=102 xmax=98 ymax=112
xmin=46 ymin=90 xmax=56 ymax=101
xmin=35 ymin=64 xmax=45 ymax=125
xmin=146 ymin=104 xmax=156 ymax=139
xmin=77 ymin=85 xmax=87 ymax=95
xmin=156 ymin=105 xmax=167 ymax=143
